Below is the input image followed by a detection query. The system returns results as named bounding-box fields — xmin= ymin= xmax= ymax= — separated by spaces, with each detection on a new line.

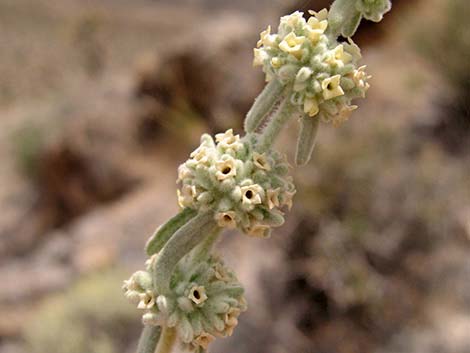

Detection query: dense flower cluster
xmin=253 ymin=10 xmax=370 ymax=126
xmin=123 ymin=255 xmax=247 ymax=351
xmin=356 ymin=0 xmax=391 ymax=22
xmin=177 ymin=130 xmax=296 ymax=238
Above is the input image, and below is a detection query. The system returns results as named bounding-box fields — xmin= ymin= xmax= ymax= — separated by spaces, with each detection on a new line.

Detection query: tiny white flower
xmin=215 ymin=155 xmax=237 ymax=180
xmin=321 ymin=75 xmax=345 ymax=100
xmin=215 ymin=211 xmax=237 ymax=229
xmin=215 ymin=129 xmax=243 ymax=153
xmin=190 ymin=146 xmax=211 ymax=165
xmin=188 ymin=285 xmax=208 ymax=305
xmin=240 ymin=184 xmax=264 ymax=210
xmin=137 ymin=290 xmax=156 ymax=310
xmin=177 ymin=184 xmax=197 ymax=208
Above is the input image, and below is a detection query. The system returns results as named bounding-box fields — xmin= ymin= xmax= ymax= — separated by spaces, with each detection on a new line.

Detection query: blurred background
xmin=1 ymin=0 xmax=469 ymax=352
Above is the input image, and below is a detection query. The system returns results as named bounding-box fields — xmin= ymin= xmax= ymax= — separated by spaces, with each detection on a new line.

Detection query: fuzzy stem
xmin=153 ymin=211 xmax=217 ymax=295
xmin=136 ymin=326 xmax=161 ymax=353
xmin=244 ymin=79 xmax=284 ymax=133
xmin=256 ymin=98 xmax=297 ymax=153
xmin=295 ymin=116 xmax=320 ymax=166
xmin=155 ymin=326 xmax=176 ymax=353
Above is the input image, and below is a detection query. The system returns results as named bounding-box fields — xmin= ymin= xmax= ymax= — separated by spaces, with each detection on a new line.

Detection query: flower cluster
xmin=177 ymin=130 xmax=296 ymax=238
xmin=356 ymin=0 xmax=391 ymax=22
xmin=123 ymin=254 xmax=247 ymax=351
xmin=253 ymin=10 xmax=370 ymax=126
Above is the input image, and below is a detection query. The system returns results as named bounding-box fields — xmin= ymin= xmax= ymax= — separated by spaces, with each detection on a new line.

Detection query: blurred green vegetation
xmin=24 ymin=270 xmax=140 ymax=353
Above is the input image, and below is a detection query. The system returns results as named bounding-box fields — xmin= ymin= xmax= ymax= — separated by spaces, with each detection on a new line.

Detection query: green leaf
xmin=153 ymin=211 xmax=217 ymax=295
xmin=295 ymin=116 xmax=320 ymax=166
xmin=145 ymin=208 xmax=197 ymax=256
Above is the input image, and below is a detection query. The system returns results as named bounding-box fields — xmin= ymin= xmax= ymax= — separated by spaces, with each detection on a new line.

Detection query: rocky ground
xmin=0 ymin=0 xmax=469 ymax=353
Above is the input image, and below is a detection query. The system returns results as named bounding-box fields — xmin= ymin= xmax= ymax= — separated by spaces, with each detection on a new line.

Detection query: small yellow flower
xmin=215 ymin=129 xmax=243 ymax=153
xmin=253 ymin=48 xmax=268 ymax=66
xmin=214 ymin=263 xmax=231 ymax=282
xmin=252 ymin=152 xmax=271 ymax=171
xmin=282 ymin=190 xmax=296 ymax=210
xmin=321 ymin=75 xmax=345 ymax=100
xmin=308 ymin=9 xmax=328 ymax=21
xmin=137 ymin=291 xmax=156 ymax=310
xmin=351 ymin=65 xmax=371 ymax=93
xmin=193 ymin=333 xmax=215 ymax=349
xmin=216 ymin=156 xmax=237 ymax=180
xmin=223 ymin=308 xmax=241 ymax=336
xmin=188 ymin=285 xmax=208 ymax=305
xmin=215 ymin=211 xmax=237 ymax=229
xmin=177 ymin=164 xmax=192 ymax=183
xmin=279 ymin=32 xmax=306 ymax=60
xmin=303 ymin=97 xmax=319 ymax=117
xmin=190 ymin=146 xmax=211 ymax=164
xmin=257 ymin=25 xmax=277 ymax=48
xmin=333 ymin=105 xmax=358 ymax=126
xmin=280 ymin=11 xmax=305 ymax=28
xmin=305 ymin=15 xmax=328 ymax=43
xmin=266 ymin=188 xmax=281 ymax=209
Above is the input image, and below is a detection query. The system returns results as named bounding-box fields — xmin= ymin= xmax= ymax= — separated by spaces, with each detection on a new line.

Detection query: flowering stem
xmin=295 ymin=116 xmax=320 ymax=166
xmin=256 ymin=97 xmax=297 ymax=153
xmin=155 ymin=326 xmax=176 ymax=353
xmin=136 ymin=326 xmax=161 ymax=353
xmin=153 ymin=211 xmax=217 ymax=295
xmin=244 ymin=79 xmax=284 ymax=133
